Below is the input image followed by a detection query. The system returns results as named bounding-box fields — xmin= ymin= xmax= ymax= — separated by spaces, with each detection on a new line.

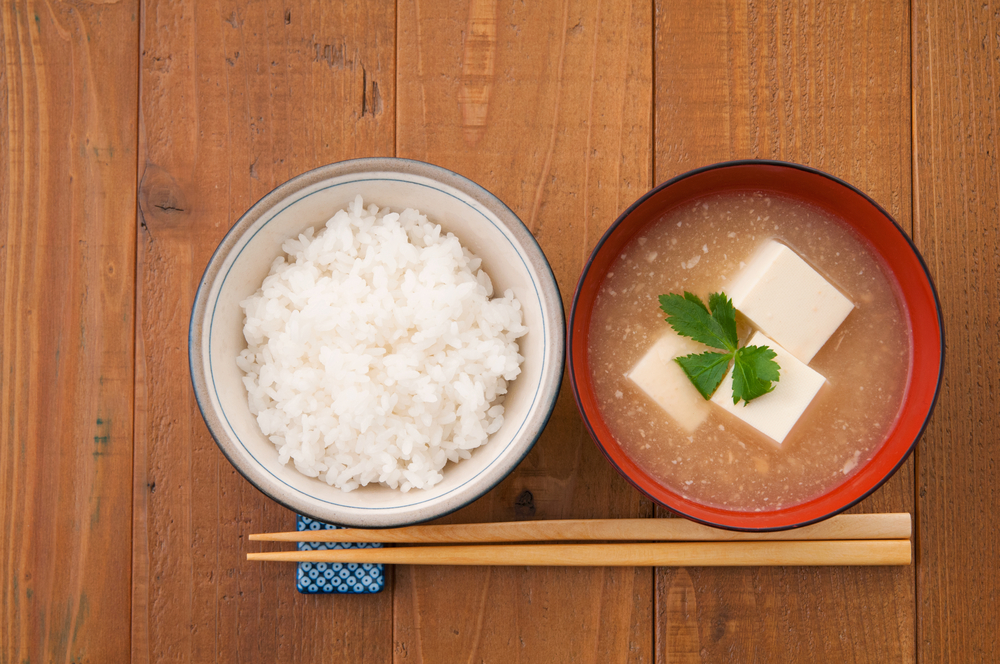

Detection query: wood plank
xmin=653 ymin=1 xmax=915 ymax=661
xmin=0 ymin=2 xmax=138 ymax=661
xmin=394 ymin=0 xmax=653 ymax=661
xmin=132 ymin=1 xmax=394 ymax=661
xmin=913 ymin=1 xmax=1000 ymax=661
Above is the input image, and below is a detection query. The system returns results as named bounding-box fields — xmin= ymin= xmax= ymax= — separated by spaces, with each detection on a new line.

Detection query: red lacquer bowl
xmin=569 ymin=160 xmax=943 ymax=531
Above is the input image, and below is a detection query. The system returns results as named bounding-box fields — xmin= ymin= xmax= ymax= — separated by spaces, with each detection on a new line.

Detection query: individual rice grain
xmin=236 ymin=195 xmax=527 ymax=492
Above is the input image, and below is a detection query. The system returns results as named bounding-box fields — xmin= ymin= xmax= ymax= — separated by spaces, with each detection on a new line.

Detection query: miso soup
xmin=588 ymin=192 xmax=910 ymax=511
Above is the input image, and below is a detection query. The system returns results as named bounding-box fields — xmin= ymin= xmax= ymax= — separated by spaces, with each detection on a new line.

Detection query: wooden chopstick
xmin=247 ymin=539 xmax=912 ymax=566
xmin=249 ymin=512 xmax=910 ymax=544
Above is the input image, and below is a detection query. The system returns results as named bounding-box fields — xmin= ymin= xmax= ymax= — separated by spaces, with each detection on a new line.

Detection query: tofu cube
xmin=627 ymin=332 xmax=711 ymax=433
xmin=710 ymin=332 xmax=826 ymax=445
xmin=729 ymin=240 xmax=854 ymax=363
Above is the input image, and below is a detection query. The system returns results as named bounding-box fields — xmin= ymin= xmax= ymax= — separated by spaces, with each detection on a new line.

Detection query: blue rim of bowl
xmin=568 ymin=158 xmax=944 ymax=532
xmin=189 ymin=157 xmax=565 ymax=527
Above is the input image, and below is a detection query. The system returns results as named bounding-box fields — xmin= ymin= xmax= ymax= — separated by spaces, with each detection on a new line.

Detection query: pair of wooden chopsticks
xmin=246 ymin=513 xmax=911 ymax=567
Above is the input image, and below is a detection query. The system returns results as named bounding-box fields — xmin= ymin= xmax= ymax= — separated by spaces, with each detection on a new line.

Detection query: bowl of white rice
xmin=189 ymin=158 xmax=564 ymax=527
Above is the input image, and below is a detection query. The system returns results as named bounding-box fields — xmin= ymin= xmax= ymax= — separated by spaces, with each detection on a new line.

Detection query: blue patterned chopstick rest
xmin=295 ymin=515 xmax=385 ymax=594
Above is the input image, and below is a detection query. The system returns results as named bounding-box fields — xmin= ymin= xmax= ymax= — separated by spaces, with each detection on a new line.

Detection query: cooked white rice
xmin=237 ymin=195 xmax=527 ymax=492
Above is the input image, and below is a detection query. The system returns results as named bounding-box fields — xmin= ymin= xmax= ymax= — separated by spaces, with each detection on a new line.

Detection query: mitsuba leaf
xmin=674 ymin=351 xmax=732 ymax=400
xmin=657 ymin=291 xmax=782 ymax=405
xmin=658 ymin=292 xmax=736 ymax=352
xmin=707 ymin=292 xmax=739 ymax=349
xmin=731 ymin=345 xmax=781 ymax=405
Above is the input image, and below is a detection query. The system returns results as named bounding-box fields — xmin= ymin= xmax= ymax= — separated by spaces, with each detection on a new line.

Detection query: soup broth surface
xmin=588 ymin=191 xmax=910 ymax=511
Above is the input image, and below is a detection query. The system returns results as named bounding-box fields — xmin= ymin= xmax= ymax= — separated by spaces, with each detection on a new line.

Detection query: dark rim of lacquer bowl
xmin=568 ymin=159 xmax=944 ymax=532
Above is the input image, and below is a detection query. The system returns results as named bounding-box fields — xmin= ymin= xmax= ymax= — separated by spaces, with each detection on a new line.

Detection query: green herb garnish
xmin=657 ymin=291 xmax=780 ymax=405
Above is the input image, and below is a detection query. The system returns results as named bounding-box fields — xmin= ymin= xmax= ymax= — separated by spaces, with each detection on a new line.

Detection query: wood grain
xmin=654 ymin=1 xmax=915 ymax=662
xmin=0 ymin=2 xmax=138 ymax=661
xmin=913 ymin=1 xmax=1000 ymax=661
xmin=133 ymin=1 xmax=394 ymax=661
xmin=395 ymin=0 xmax=653 ymax=661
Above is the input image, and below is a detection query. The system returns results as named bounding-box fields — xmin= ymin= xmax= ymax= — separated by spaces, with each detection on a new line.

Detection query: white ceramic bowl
xmin=189 ymin=158 xmax=564 ymax=527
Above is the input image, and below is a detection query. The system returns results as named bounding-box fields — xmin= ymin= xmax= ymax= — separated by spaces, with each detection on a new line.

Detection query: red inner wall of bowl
xmin=571 ymin=163 xmax=942 ymax=530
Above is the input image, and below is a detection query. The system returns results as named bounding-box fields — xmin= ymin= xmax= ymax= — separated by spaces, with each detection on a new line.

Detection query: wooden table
xmin=2 ymin=0 xmax=997 ymax=661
